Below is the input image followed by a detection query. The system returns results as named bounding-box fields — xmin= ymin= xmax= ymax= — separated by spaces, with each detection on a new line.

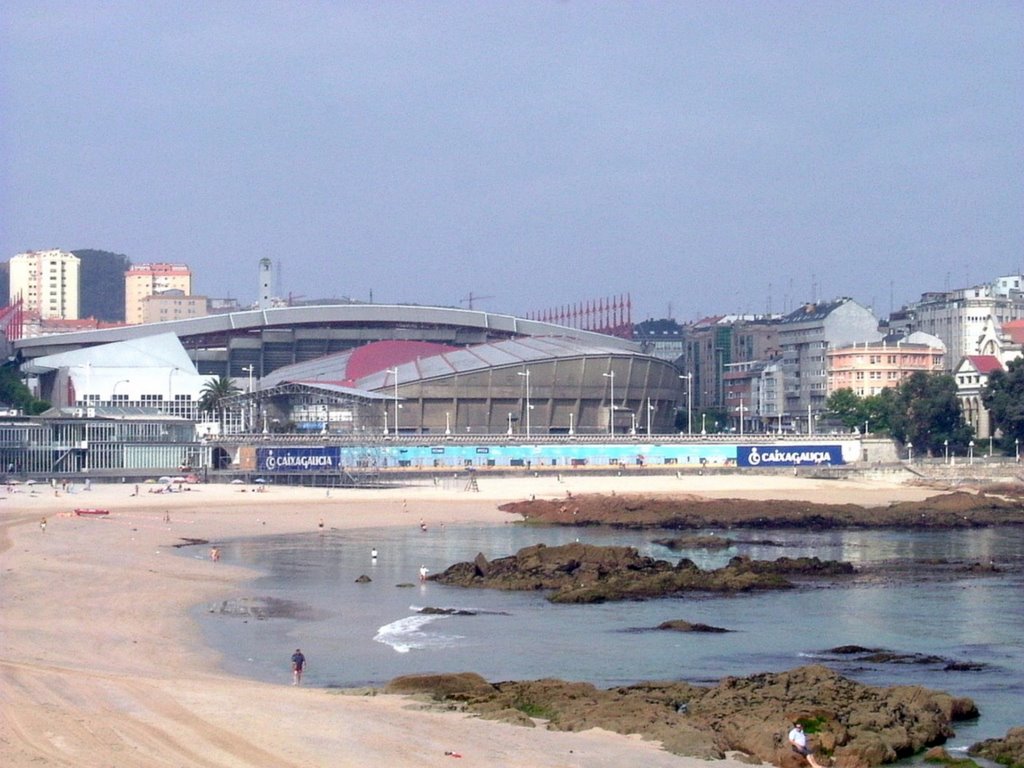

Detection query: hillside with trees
xmin=74 ymin=249 xmax=130 ymax=322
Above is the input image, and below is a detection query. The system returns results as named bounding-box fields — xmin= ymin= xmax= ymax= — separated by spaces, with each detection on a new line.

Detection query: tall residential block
xmin=8 ymin=249 xmax=81 ymax=320
xmin=889 ymin=275 xmax=1024 ymax=370
xmin=125 ymin=263 xmax=192 ymax=325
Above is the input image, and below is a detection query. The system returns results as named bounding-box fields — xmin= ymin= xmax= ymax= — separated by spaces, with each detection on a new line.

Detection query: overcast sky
xmin=2 ymin=2 xmax=1021 ymax=323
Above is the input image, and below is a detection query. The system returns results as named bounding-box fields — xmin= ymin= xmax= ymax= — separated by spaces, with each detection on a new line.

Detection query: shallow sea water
xmin=191 ymin=523 xmax=1024 ymax=750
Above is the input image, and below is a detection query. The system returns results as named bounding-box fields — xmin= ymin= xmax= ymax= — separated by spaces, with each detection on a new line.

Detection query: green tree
xmin=825 ymin=388 xmax=864 ymax=430
xmin=198 ymin=375 xmax=240 ymax=413
xmin=74 ymin=249 xmax=131 ymax=322
xmin=888 ymin=372 xmax=972 ymax=454
xmin=981 ymin=358 xmax=1024 ymax=444
xmin=0 ymin=364 xmax=50 ymax=415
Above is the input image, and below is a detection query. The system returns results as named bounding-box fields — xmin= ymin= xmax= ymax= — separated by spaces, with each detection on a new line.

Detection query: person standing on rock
xmin=789 ymin=722 xmax=826 ymax=768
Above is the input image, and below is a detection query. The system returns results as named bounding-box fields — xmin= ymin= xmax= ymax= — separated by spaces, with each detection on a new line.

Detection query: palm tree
xmin=198 ymin=375 xmax=240 ymax=414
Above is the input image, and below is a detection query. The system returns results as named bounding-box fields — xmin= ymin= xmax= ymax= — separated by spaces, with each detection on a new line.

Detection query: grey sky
xmin=2 ymin=1 xmax=1021 ymax=322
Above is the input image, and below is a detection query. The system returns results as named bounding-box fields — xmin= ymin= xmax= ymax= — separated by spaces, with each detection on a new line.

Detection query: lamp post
xmin=242 ymin=365 xmax=254 ymax=393
xmin=969 ymin=440 xmax=975 ymax=464
xmin=507 ymin=412 xmax=513 ymax=435
xmin=445 ymin=412 xmax=451 ymax=436
xmin=646 ymin=397 xmax=655 ymax=436
xmin=679 ymin=374 xmax=692 ymax=435
xmin=944 ymin=439 xmax=949 ymax=464
xmin=517 ymin=369 xmax=531 ymax=437
xmin=387 ymin=367 xmax=399 ymax=435
xmin=989 ymin=435 xmax=993 ymax=458
xmin=737 ymin=396 xmax=747 ymax=437
xmin=112 ymin=379 xmax=130 ymax=404
xmin=907 ymin=441 xmax=913 ymax=462
xmin=701 ymin=412 xmax=707 ymax=436
xmin=568 ymin=412 xmax=574 ymax=436
xmin=1016 ymin=438 xmax=1020 ymax=463
xmin=602 ymin=371 xmax=615 ymax=434
xmin=629 ymin=412 xmax=637 ymax=435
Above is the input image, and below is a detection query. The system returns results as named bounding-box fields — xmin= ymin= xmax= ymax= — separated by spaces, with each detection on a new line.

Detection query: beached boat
xmin=74 ymin=508 xmax=110 ymax=517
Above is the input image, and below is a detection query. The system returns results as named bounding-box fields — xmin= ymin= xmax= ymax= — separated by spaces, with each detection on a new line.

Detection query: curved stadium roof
xmin=264 ymin=336 xmax=655 ymax=391
xmin=13 ymin=303 xmax=638 ymax=361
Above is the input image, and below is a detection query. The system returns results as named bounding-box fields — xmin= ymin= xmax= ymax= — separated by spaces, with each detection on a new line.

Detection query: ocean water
xmin=191 ymin=523 xmax=1024 ymax=749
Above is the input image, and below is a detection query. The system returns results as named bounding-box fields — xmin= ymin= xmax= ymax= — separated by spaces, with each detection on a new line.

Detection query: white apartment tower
xmin=890 ymin=276 xmax=1024 ymax=370
xmin=125 ymin=263 xmax=192 ymax=325
xmin=8 ymin=249 xmax=81 ymax=320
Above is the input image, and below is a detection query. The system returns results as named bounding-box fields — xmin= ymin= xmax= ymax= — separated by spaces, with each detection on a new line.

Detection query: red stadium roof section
xmin=345 ymin=340 xmax=459 ymax=381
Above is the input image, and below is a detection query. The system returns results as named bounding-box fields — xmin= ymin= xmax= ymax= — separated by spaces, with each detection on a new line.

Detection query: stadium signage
xmin=258 ymin=447 xmax=340 ymax=472
xmin=736 ymin=445 xmax=844 ymax=467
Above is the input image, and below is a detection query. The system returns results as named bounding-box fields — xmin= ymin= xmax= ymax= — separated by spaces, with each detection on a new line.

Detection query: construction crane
xmin=459 ymin=292 xmax=494 ymax=310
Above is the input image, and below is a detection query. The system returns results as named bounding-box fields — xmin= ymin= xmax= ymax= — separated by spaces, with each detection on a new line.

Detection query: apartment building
xmin=890 ymin=276 xmax=1024 ymax=370
xmin=827 ymin=337 xmax=945 ymax=397
xmin=140 ymin=290 xmax=208 ymax=324
xmin=778 ymin=298 xmax=881 ymax=431
xmin=8 ymin=249 xmax=80 ymax=320
xmin=125 ymin=263 xmax=192 ymax=324
xmin=677 ymin=315 xmax=779 ymax=411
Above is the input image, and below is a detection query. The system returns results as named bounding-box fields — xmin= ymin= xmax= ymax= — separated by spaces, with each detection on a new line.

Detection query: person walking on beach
xmin=291 ymin=648 xmax=306 ymax=685
xmin=39 ymin=516 xmax=47 ymax=533
xmin=419 ymin=565 xmax=429 ymax=581
xmin=789 ymin=722 xmax=826 ymax=768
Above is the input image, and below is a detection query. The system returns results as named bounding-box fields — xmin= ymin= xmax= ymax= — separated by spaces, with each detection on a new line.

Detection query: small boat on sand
xmin=74 ymin=508 xmax=110 ymax=517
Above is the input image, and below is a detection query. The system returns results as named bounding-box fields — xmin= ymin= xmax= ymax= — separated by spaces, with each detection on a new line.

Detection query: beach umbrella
xmin=158 ymin=476 xmax=173 ymax=484
xmin=230 ymin=478 xmax=244 ymax=484
xmin=254 ymin=478 xmax=267 ymax=484
xmin=7 ymin=479 xmax=22 ymax=485
xmin=171 ymin=476 xmax=186 ymax=483
xmin=25 ymin=479 xmax=37 ymax=485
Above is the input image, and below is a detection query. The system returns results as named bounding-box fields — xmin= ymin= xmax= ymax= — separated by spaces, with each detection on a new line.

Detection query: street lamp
xmin=944 ymin=439 xmax=949 ymax=464
xmin=629 ymin=412 xmax=637 ymax=435
xmin=1016 ymin=438 xmax=1020 ymax=463
xmin=568 ymin=412 xmax=574 ymax=436
xmin=387 ymin=367 xmax=400 ymax=435
xmin=989 ymin=435 xmax=993 ymax=458
xmin=445 ymin=412 xmax=451 ymax=436
xmin=602 ymin=371 xmax=615 ymax=434
xmin=701 ymin=412 xmax=707 ymax=436
xmin=646 ymin=397 xmax=655 ymax=436
xmin=517 ymin=369 xmax=531 ymax=437
xmin=969 ymin=440 xmax=975 ymax=464
xmin=507 ymin=412 xmax=513 ymax=435
xmin=907 ymin=441 xmax=913 ymax=462
xmin=736 ymin=396 xmax=747 ymax=437
xmin=679 ymin=374 xmax=693 ymax=435
xmin=242 ymin=365 xmax=254 ymax=393
xmin=111 ymin=378 xmax=130 ymax=403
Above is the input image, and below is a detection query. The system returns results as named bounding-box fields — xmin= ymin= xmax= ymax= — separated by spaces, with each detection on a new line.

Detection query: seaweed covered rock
xmin=969 ymin=726 xmax=1024 ymax=768
xmin=385 ymin=665 xmax=977 ymax=767
xmin=430 ymin=542 xmax=852 ymax=603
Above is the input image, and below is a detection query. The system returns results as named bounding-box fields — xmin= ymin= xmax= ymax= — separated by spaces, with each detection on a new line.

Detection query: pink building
xmin=827 ymin=341 xmax=945 ymax=397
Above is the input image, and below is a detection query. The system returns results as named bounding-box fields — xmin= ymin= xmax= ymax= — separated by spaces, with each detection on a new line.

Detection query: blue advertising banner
xmin=736 ymin=445 xmax=844 ymax=467
xmin=257 ymin=447 xmax=341 ymax=472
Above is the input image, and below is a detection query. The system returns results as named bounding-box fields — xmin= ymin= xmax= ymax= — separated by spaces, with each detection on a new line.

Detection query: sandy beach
xmin=0 ymin=472 xmax=940 ymax=767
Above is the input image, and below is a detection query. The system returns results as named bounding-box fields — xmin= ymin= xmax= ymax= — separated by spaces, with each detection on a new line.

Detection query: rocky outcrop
xmin=429 ymin=542 xmax=853 ymax=603
xmin=654 ymin=534 xmax=734 ymax=550
xmin=969 ymin=726 xmax=1024 ymax=768
xmin=499 ymin=491 xmax=1024 ymax=530
xmin=385 ymin=664 xmax=978 ymax=767
xmin=656 ymin=619 xmax=731 ymax=633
